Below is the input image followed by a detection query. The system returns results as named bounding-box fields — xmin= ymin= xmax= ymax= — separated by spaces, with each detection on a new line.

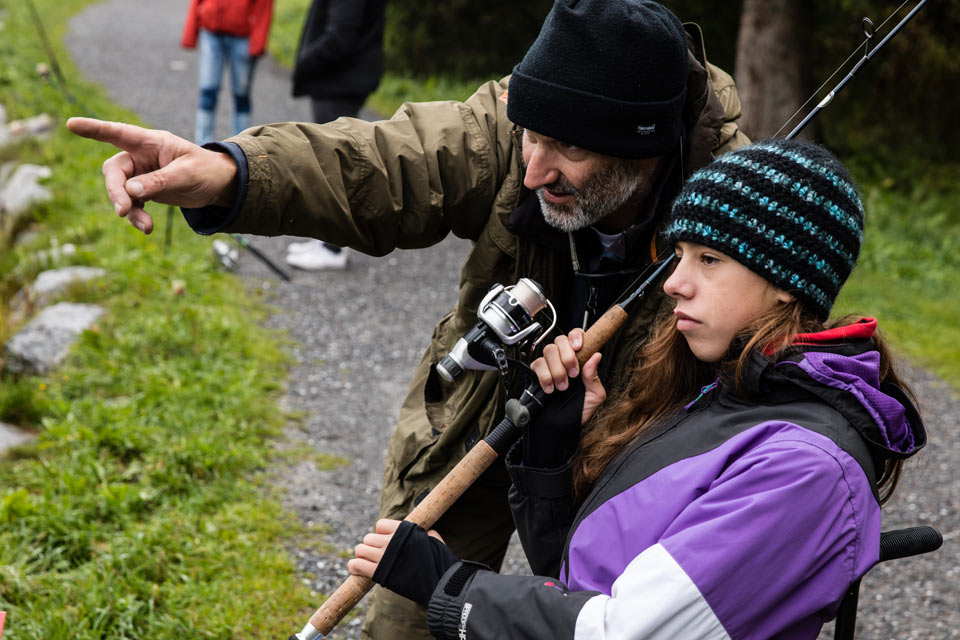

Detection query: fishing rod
xmin=24 ymin=0 xmax=95 ymax=116
xmin=229 ymin=234 xmax=291 ymax=282
xmin=289 ymin=258 xmax=675 ymax=640
xmin=781 ymin=0 xmax=928 ymax=140
xmin=779 ymin=4 xmax=938 ymax=639
xmin=579 ymin=253 xmax=675 ymax=359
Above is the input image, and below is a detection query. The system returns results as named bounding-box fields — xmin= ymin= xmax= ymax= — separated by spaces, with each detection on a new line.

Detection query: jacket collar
xmin=729 ymin=320 xmax=925 ymax=462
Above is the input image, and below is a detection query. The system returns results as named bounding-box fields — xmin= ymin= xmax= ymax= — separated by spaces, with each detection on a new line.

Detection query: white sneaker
xmin=285 ymin=243 xmax=349 ymax=270
xmin=287 ymin=238 xmax=324 ymax=254
xmin=212 ymin=239 xmax=240 ymax=270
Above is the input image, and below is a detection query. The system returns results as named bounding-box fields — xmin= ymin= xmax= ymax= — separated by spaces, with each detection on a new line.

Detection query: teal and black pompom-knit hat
xmin=664 ymin=139 xmax=864 ymax=320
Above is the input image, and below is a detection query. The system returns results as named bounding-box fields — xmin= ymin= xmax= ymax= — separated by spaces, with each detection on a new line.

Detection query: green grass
xmin=268 ymin=0 xmax=486 ymax=117
xmin=1 ymin=0 xmax=321 ymax=637
xmin=269 ymin=0 xmax=311 ymax=72
xmin=833 ymin=180 xmax=960 ymax=386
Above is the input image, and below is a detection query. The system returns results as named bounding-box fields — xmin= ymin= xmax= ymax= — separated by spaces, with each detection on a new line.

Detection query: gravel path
xmin=66 ymin=2 xmax=957 ymax=637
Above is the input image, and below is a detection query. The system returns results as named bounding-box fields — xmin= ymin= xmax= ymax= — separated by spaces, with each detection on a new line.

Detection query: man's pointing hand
xmin=66 ymin=117 xmax=238 ymax=234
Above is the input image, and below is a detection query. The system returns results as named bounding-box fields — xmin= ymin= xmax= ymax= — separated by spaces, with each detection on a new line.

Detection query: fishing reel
xmin=436 ymin=278 xmax=557 ymax=383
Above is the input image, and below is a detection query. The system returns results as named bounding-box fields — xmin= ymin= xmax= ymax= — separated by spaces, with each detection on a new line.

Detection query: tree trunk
xmin=735 ymin=0 xmax=811 ymax=140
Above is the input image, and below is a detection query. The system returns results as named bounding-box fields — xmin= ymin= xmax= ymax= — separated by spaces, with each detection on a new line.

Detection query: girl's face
xmin=663 ymin=242 xmax=794 ymax=363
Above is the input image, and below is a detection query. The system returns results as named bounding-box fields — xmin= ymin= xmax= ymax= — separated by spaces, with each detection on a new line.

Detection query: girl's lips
xmin=675 ymin=310 xmax=700 ymax=331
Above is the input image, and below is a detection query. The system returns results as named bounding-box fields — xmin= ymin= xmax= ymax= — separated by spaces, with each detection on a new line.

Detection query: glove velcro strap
xmin=444 ymin=561 xmax=484 ymax=596
xmin=427 ymin=561 xmax=488 ymax=639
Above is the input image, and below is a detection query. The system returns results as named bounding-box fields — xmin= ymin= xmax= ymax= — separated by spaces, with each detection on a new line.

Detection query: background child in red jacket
xmin=181 ymin=0 xmax=273 ymax=144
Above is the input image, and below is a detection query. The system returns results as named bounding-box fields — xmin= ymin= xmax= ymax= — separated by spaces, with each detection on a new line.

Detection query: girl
xmin=348 ymin=139 xmax=925 ymax=639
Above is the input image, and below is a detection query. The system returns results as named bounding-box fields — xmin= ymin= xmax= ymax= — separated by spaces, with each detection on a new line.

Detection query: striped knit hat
xmin=664 ymin=139 xmax=864 ymax=319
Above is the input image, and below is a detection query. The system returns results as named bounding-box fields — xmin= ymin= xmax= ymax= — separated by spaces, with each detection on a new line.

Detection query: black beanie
xmin=664 ymin=139 xmax=865 ymax=320
xmin=507 ymin=0 xmax=689 ymax=159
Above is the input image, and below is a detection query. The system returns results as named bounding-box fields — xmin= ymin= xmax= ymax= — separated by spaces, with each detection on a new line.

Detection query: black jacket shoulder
xmin=292 ymin=0 xmax=386 ymax=99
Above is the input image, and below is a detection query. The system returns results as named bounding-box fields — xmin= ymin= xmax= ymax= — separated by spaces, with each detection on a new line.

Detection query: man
xmin=68 ymin=2 xmax=748 ymax=637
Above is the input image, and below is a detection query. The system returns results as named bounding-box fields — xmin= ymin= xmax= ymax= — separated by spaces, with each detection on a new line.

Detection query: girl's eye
xmin=701 ymin=254 xmax=719 ymax=265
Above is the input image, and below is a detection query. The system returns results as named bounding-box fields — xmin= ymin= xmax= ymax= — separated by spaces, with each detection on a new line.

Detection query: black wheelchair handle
xmin=879 ymin=525 xmax=943 ymax=562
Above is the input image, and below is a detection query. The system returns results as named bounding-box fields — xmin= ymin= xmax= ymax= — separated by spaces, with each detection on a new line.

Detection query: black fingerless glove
xmin=371 ymin=520 xmax=459 ymax=608
xmin=522 ymin=375 xmax=585 ymax=468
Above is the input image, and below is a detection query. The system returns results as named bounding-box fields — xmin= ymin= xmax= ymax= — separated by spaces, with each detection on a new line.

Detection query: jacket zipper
xmin=684 ymin=378 xmax=719 ymax=411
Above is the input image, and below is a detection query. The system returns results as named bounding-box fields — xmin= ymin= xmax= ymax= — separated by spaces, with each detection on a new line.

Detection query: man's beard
xmin=537 ymin=161 xmax=654 ymax=233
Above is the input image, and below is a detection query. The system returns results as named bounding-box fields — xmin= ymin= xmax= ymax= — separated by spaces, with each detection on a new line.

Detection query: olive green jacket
xmin=223 ymin=26 xmax=749 ymax=517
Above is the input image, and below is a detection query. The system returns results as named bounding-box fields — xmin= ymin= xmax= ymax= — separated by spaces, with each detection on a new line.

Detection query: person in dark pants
xmin=285 ymin=0 xmax=387 ymax=271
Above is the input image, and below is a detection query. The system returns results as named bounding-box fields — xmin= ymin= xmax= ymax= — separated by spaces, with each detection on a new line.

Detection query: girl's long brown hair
xmin=572 ymin=301 xmax=911 ymax=505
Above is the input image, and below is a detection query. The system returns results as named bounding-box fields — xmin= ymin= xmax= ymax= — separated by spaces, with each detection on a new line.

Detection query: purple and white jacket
xmin=425 ymin=319 xmax=925 ymax=639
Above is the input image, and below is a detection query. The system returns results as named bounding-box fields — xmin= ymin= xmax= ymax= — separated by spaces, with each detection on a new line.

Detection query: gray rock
xmin=0 ymin=162 xmax=14 ymax=190
xmin=12 ymin=228 xmax=40 ymax=248
xmin=30 ymin=266 xmax=107 ymax=308
xmin=4 ymin=302 xmax=105 ymax=374
xmin=0 ymin=422 xmax=36 ymax=453
xmin=0 ymin=112 xmax=56 ymax=149
xmin=0 ymin=163 xmax=53 ymax=216
xmin=4 ymin=113 xmax=55 ymax=141
xmin=33 ymin=242 xmax=77 ymax=264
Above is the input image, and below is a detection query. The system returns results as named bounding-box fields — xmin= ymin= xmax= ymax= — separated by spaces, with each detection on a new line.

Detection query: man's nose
xmin=523 ymin=147 xmax=561 ymax=190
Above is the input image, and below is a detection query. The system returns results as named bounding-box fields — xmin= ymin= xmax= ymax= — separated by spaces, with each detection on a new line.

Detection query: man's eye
xmin=564 ymin=144 xmax=580 ymax=151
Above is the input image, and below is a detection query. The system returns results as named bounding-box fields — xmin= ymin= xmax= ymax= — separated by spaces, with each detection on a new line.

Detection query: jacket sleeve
xmin=247 ymin=0 xmax=273 ymax=56
xmin=706 ymin=61 xmax=751 ymax=153
xmin=427 ymin=429 xmax=879 ymax=639
xmin=427 ymin=562 xmax=601 ymax=640
xmin=296 ymin=0 xmax=367 ymax=73
xmin=221 ymin=77 xmax=512 ymax=256
xmin=181 ymin=0 xmax=201 ymax=49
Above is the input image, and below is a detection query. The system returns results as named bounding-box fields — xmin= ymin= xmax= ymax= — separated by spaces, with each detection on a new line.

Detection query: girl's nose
xmin=663 ymin=259 xmax=692 ymax=299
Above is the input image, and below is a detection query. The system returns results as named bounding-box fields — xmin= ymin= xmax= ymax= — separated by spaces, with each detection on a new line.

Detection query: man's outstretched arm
xmin=66 ymin=117 xmax=239 ymax=234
